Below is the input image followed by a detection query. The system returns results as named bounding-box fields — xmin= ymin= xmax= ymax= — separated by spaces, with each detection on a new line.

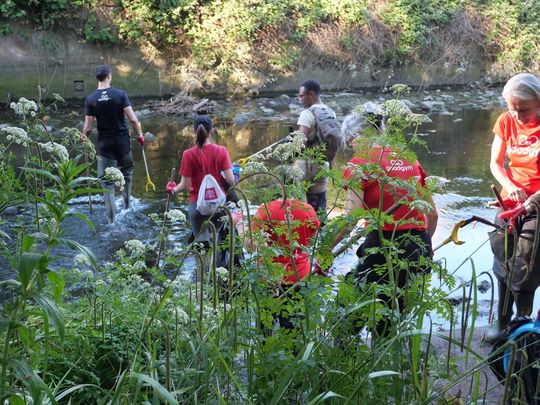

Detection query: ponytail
xmin=196 ymin=124 xmax=209 ymax=148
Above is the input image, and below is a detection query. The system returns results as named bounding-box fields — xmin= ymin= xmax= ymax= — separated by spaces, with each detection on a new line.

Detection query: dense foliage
xmin=1 ymin=1 xmax=540 ymax=84
xmin=1 ymin=87 xmax=525 ymax=403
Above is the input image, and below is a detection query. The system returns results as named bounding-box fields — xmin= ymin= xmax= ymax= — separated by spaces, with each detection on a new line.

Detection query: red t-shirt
xmin=179 ymin=144 xmax=232 ymax=202
xmin=343 ymin=146 xmax=427 ymax=231
xmin=253 ymin=199 xmax=320 ymax=284
xmin=493 ymin=112 xmax=540 ymax=197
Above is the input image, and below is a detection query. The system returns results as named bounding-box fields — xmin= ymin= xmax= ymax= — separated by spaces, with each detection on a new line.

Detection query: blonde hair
xmin=502 ymin=73 xmax=540 ymax=102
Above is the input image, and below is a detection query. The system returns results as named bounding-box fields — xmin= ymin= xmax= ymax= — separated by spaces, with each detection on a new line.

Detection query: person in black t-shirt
xmin=83 ymin=65 xmax=145 ymax=224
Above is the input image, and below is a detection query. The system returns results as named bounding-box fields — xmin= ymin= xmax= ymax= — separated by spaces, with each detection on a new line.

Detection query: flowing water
xmin=2 ymin=86 xmax=536 ymax=327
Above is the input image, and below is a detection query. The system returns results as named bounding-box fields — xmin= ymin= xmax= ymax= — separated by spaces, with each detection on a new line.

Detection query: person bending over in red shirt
xmin=238 ymin=197 xmax=320 ymax=332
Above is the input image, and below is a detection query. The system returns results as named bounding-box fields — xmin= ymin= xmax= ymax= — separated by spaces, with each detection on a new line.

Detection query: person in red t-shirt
xmin=250 ymin=199 xmax=320 ymax=284
xmin=166 ymin=115 xmax=235 ymax=242
xmin=236 ymin=197 xmax=320 ymax=331
xmin=487 ymin=73 xmax=540 ymax=343
xmin=335 ymin=109 xmax=438 ymax=336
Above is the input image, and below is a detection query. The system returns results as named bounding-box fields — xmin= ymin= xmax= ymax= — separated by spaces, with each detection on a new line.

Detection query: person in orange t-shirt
xmin=487 ymin=73 xmax=540 ymax=343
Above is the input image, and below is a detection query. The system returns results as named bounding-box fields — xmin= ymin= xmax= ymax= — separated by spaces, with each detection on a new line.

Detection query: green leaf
xmin=11 ymin=359 xmax=58 ymax=405
xmin=34 ymin=293 xmax=65 ymax=341
xmin=65 ymin=212 xmax=96 ymax=232
xmin=129 ymin=373 xmax=179 ymax=405
xmin=8 ymin=395 xmax=25 ymax=405
xmin=0 ymin=279 xmax=22 ymax=290
xmin=21 ymin=234 xmax=36 ymax=252
xmin=18 ymin=252 xmax=44 ymax=289
xmin=46 ymin=270 xmax=65 ymax=303
xmin=368 ymin=370 xmax=401 ymax=379
xmin=308 ymin=391 xmax=345 ymax=405
xmin=57 ymin=238 xmax=97 ymax=268
xmin=54 ymin=384 xmax=99 ymax=402
xmin=21 ymin=166 xmax=60 ymax=184
xmin=17 ymin=324 xmax=32 ymax=347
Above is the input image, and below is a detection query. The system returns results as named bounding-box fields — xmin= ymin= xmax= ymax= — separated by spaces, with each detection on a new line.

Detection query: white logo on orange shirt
xmin=508 ymin=133 xmax=540 ymax=157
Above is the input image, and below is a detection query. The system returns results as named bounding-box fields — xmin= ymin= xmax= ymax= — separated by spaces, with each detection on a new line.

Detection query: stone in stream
xmin=261 ymin=107 xmax=275 ymax=114
xmin=421 ymin=100 xmax=447 ymax=112
xmin=234 ymin=112 xmax=250 ymax=126
xmin=143 ymin=131 xmax=157 ymax=142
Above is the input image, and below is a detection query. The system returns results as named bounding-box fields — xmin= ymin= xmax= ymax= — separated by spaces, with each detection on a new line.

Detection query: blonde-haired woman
xmin=487 ymin=73 xmax=540 ymax=342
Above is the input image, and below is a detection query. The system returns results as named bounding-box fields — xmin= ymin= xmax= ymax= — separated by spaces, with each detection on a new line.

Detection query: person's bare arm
xmin=332 ymin=188 xmax=365 ymax=248
xmin=490 ymin=135 xmax=527 ymax=202
xmin=82 ymin=115 xmax=94 ymax=139
xmin=124 ymin=106 xmax=143 ymax=137
xmin=298 ymin=125 xmax=311 ymax=138
xmin=223 ymin=168 xmax=235 ymax=186
xmin=425 ymin=194 xmax=438 ymax=238
xmin=173 ymin=176 xmax=190 ymax=193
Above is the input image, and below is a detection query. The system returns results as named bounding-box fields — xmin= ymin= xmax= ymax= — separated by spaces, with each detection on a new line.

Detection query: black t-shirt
xmin=84 ymin=87 xmax=131 ymax=137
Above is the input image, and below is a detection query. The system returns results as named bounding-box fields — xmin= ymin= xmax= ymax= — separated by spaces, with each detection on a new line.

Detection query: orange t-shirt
xmin=252 ymin=199 xmax=320 ymax=284
xmin=494 ymin=112 xmax=540 ymax=196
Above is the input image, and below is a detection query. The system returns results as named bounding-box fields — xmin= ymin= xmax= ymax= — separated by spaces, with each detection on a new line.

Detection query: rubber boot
xmin=515 ymin=291 xmax=534 ymax=317
xmin=103 ymin=189 xmax=116 ymax=224
xmin=485 ymin=282 xmax=514 ymax=344
xmin=122 ymin=173 xmax=132 ymax=210
xmin=97 ymin=156 xmax=117 ymax=224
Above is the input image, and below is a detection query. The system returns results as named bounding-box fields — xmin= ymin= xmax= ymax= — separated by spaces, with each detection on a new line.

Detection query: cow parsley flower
xmin=166 ymin=209 xmax=186 ymax=223
xmin=148 ymin=213 xmax=161 ymax=225
xmin=390 ymin=84 xmax=411 ymax=95
xmin=408 ymin=113 xmax=431 ymax=125
xmin=73 ymin=253 xmax=92 ymax=268
xmin=39 ymin=142 xmax=69 ymax=161
xmin=216 ymin=267 xmax=228 ymax=279
xmin=11 ymin=97 xmax=38 ymax=115
xmin=242 ymin=159 xmax=268 ymax=175
xmin=104 ymin=167 xmax=125 ymax=191
xmin=382 ymin=99 xmax=412 ymax=118
xmin=125 ymin=239 xmax=146 ymax=257
xmin=3 ymin=126 xmax=30 ymax=146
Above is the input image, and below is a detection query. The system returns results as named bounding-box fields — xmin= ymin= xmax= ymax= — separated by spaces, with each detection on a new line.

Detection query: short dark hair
xmin=95 ymin=65 xmax=111 ymax=82
xmin=300 ymin=79 xmax=321 ymax=96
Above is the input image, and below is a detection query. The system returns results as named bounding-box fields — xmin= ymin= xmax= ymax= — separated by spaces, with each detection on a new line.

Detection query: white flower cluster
xmin=176 ymin=308 xmax=189 ymax=324
xmin=39 ymin=141 xmax=69 ymax=162
xmin=382 ymin=99 xmax=413 ymax=117
xmin=73 ymin=253 xmax=92 ymax=268
xmin=104 ymin=167 xmax=125 ymax=191
xmin=166 ymin=209 xmax=187 ymax=223
xmin=390 ymin=84 xmax=411 ymax=95
xmin=133 ymin=260 xmax=146 ymax=271
xmin=10 ymin=97 xmax=38 ymax=116
xmin=124 ymin=239 xmax=146 ymax=258
xmin=266 ymin=132 xmax=306 ymax=161
xmin=242 ymin=159 xmax=268 ymax=175
xmin=215 ymin=267 xmax=228 ymax=279
xmin=148 ymin=213 xmax=161 ymax=225
xmin=408 ymin=113 xmax=432 ymax=125
xmin=2 ymin=126 xmax=30 ymax=147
